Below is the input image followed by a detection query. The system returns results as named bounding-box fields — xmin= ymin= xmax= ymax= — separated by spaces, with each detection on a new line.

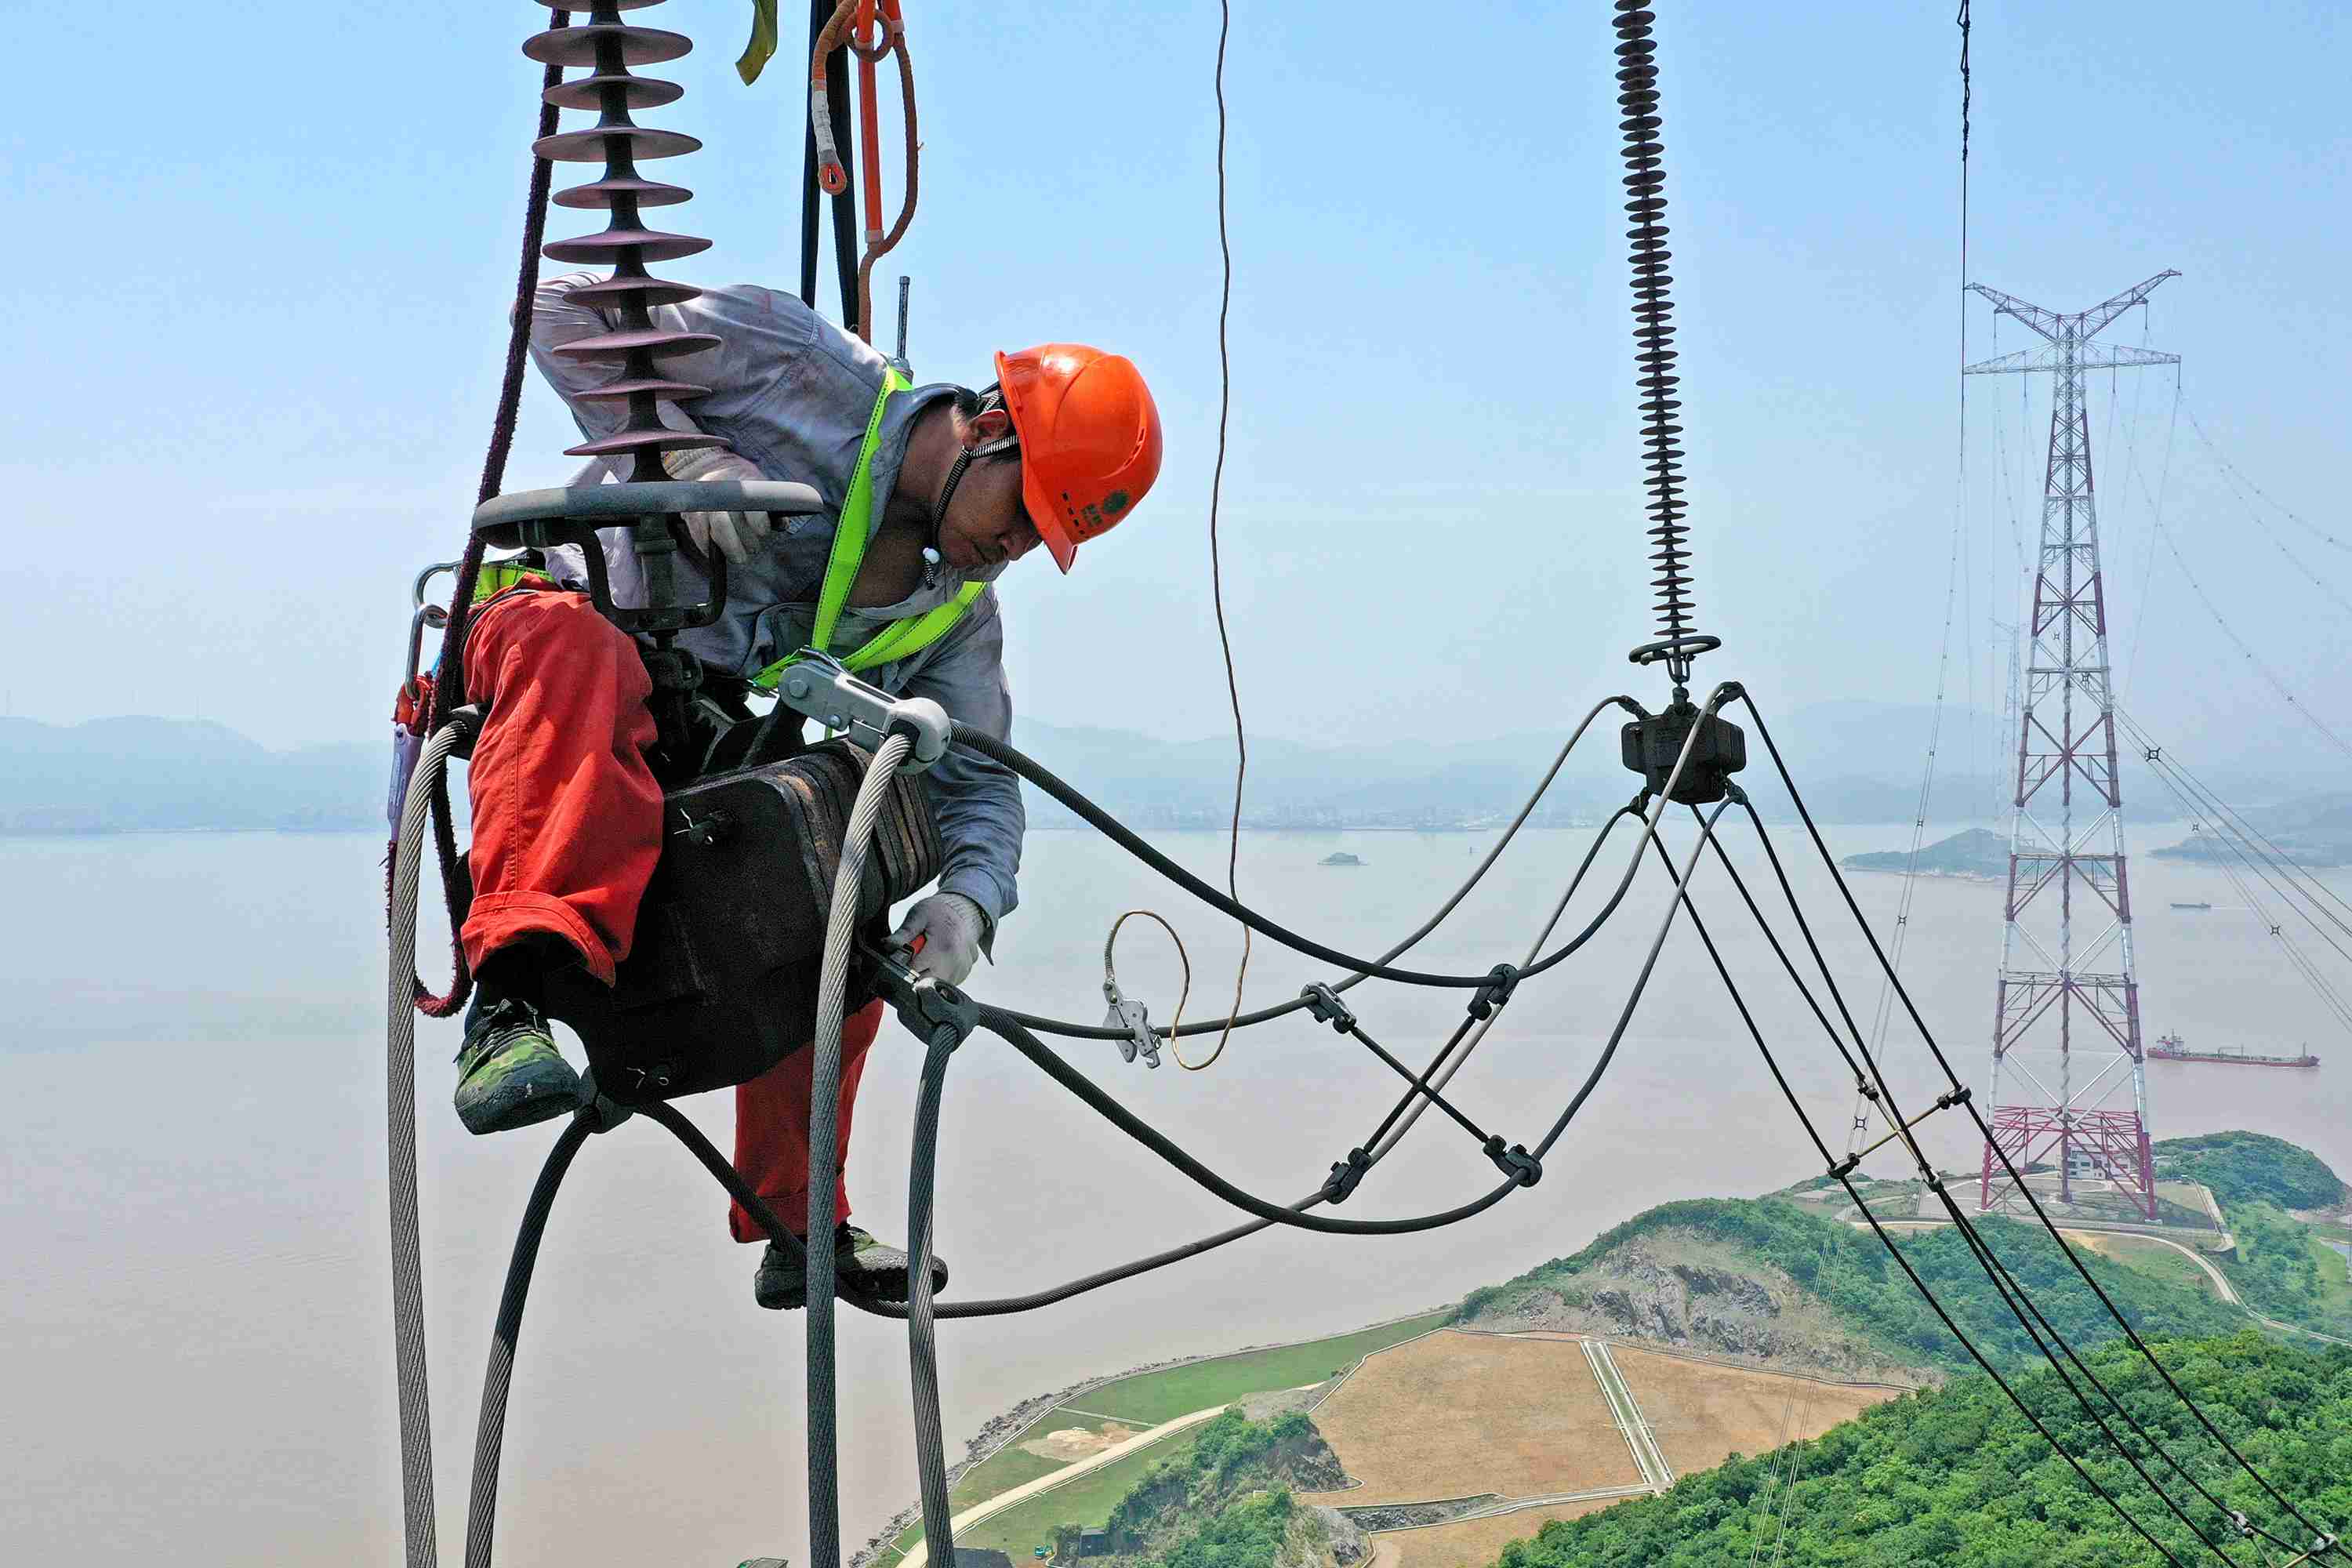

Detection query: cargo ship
xmin=2149 ymin=1033 xmax=2319 ymax=1069
xmin=2169 ymin=900 xmax=2214 ymax=910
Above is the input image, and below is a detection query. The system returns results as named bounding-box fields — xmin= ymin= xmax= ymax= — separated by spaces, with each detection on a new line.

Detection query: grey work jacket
xmin=526 ymin=272 xmax=1024 ymax=932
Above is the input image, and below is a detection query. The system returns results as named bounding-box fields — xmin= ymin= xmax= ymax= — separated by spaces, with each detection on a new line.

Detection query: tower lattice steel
xmin=1963 ymin=270 xmax=2179 ymax=1220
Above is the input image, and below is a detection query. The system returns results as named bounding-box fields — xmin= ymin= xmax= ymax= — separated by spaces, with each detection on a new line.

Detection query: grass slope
xmin=880 ymin=1312 xmax=1447 ymax=1560
xmin=1487 ymin=1331 xmax=2352 ymax=1568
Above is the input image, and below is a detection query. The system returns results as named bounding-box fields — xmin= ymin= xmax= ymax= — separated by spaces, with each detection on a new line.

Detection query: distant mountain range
xmin=9 ymin=702 xmax=2326 ymax=838
xmin=2152 ymin=792 xmax=2352 ymax=868
xmin=0 ymin=717 xmax=387 ymax=836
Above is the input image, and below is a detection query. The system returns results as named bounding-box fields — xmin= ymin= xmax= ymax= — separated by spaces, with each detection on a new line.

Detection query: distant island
xmin=2154 ymin=793 xmax=2352 ymax=869
xmin=1318 ymin=851 xmax=1364 ymax=866
xmin=1840 ymin=826 xmax=2007 ymax=881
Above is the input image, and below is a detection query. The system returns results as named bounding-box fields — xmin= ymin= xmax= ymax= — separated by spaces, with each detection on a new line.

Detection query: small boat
xmin=2169 ymin=901 xmax=2213 ymax=910
xmin=1319 ymin=851 xmax=1364 ymax=867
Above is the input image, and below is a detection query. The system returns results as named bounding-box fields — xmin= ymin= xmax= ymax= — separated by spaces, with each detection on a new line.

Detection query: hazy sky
xmin=6 ymin=1 xmax=2347 ymax=768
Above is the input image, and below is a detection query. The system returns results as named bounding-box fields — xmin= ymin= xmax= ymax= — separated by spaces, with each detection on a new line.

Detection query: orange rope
xmin=809 ymin=0 xmax=917 ymax=343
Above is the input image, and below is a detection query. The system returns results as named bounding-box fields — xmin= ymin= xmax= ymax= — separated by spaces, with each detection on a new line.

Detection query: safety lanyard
xmin=753 ymin=366 xmax=982 ymax=690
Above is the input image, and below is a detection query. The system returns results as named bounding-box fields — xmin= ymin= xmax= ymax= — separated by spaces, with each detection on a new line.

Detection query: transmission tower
xmin=1963 ymin=270 xmax=2180 ymax=1221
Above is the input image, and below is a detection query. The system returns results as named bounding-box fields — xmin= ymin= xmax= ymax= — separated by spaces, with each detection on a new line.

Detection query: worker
xmin=448 ymin=271 xmax=1162 ymax=1308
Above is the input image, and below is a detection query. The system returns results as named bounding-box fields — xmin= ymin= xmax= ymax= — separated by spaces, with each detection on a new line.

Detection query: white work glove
xmin=887 ymin=892 xmax=989 ymax=987
xmin=671 ymin=450 xmax=773 ymax=565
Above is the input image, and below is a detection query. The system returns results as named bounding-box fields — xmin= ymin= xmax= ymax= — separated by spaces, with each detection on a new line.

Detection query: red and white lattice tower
xmin=1963 ymin=271 xmax=2180 ymax=1220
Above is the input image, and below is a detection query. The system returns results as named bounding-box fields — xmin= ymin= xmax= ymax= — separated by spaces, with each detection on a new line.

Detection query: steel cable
xmin=905 ymin=1032 xmax=958 ymax=1562
xmin=807 ymin=731 xmax=916 ymax=1568
xmin=463 ymin=1118 xmax=592 ymax=1568
xmin=947 ymin=690 xmax=1724 ymax=998
xmin=1679 ymin=815 xmax=2266 ymax=1563
xmin=1731 ymin=692 xmax=2349 ymax=1555
xmin=1635 ymin=822 xmax=2197 ymax=1566
xmin=998 ymin=696 xmax=1638 ymax=1040
xmin=387 ymin=722 xmax=471 ymax=1568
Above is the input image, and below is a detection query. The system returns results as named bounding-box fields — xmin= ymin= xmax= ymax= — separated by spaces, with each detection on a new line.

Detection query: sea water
xmin=4 ymin=824 xmax=2345 ymax=1566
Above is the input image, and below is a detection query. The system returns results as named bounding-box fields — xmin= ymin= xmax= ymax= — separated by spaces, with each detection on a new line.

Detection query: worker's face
xmin=938 ymin=408 xmax=1044 ymax=572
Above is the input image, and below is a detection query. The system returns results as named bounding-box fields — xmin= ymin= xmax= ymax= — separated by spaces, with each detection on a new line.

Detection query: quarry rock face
xmin=1466 ymin=1232 xmax=1922 ymax=1384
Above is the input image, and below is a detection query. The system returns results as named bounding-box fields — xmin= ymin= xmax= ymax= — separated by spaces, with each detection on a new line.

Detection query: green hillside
xmin=1066 ymin=1410 xmax=1359 ymax=1568
xmin=1488 ymin=1331 xmax=2352 ymax=1567
xmin=1459 ymin=1197 xmax=2248 ymax=1379
xmin=2154 ymin=1131 xmax=2350 ymax=1213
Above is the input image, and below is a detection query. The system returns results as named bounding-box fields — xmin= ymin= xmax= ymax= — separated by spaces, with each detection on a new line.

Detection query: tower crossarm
xmin=1962 ymin=343 xmax=2181 ymax=377
xmin=1965 ymin=269 xmax=2180 ymax=345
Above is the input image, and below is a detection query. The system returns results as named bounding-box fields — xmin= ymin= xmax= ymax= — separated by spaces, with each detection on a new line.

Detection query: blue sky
xmin=5 ymin=0 xmax=2347 ymax=768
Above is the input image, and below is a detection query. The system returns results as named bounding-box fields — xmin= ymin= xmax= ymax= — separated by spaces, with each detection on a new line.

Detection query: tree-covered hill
xmin=1457 ymin=1198 xmax=2249 ymax=1381
xmin=1490 ymin=1331 xmax=2352 ymax=1568
xmin=1066 ymin=1410 xmax=1365 ymax=1568
xmin=2154 ymin=1132 xmax=2350 ymax=1214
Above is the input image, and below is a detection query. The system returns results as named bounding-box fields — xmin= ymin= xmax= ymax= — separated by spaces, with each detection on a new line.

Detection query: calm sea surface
xmin=5 ymin=821 xmax=2347 ymax=1566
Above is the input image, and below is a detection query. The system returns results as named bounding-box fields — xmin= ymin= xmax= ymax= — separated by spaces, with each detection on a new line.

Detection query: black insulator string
xmin=1730 ymin=693 xmax=2349 ymax=1555
xmin=1612 ymin=0 xmax=1697 ymax=647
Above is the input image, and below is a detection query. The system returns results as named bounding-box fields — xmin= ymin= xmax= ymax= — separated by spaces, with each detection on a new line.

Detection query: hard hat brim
xmin=997 ymin=347 xmax=1080 ymax=573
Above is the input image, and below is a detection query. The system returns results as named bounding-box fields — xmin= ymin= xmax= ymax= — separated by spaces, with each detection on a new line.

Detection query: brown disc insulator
xmin=522 ymin=24 xmax=691 ymax=69
xmin=526 ymin=0 xmax=729 ymax=485
xmin=543 ymin=72 xmax=684 ymax=111
xmin=555 ymin=176 xmax=695 ymax=209
xmin=572 ymin=376 xmax=712 ymax=403
xmin=564 ymin=428 xmax=730 ymax=459
xmin=557 ymin=272 xmax=703 ymax=308
xmin=550 ymin=327 xmax=724 ymax=363
xmin=532 ymin=125 xmax=703 ymax=163
xmin=542 ymin=227 xmax=713 ymax=264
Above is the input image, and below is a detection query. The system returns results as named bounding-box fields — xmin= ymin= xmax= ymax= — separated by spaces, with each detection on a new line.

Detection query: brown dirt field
xmin=1606 ymin=1343 xmax=1895 ymax=1479
xmin=1375 ymin=1498 xmax=1628 ymax=1568
xmin=1301 ymin=1330 xmax=1640 ymax=1505
xmin=1018 ymin=1420 xmax=1138 ymax=1461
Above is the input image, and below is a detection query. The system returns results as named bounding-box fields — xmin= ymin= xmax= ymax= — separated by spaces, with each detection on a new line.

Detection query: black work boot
xmin=754 ymin=1224 xmax=951 ymax=1310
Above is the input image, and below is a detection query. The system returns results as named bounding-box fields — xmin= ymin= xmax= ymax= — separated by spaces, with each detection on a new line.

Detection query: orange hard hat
xmin=993 ymin=344 xmax=1163 ymax=572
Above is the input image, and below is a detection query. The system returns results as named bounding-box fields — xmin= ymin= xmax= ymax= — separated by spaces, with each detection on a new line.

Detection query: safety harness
xmin=753 ymin=365 xmax=985 ymax=688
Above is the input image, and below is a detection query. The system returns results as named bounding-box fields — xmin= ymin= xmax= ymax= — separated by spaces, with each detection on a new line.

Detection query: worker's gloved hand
xmin=676 ymin=451 xmax=773 ymax=565
xmin=887 ymin=892 xmax=989 ymax=987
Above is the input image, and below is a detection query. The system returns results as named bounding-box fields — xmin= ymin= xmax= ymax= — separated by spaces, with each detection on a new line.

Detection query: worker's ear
xmin=967 ymin=406 xmax=1014 ymax=446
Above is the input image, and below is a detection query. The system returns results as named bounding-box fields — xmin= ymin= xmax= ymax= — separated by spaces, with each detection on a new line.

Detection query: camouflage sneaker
xmin=453 ymin=996 xmax=582 ymax=1135
xmin=754 ymin=1224 xmax=950 ymax=1310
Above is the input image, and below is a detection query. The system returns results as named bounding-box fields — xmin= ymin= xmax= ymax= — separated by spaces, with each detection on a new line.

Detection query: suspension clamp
xmin=1934 ymin=1086 xmax=1973 ymax=1111
xmin=1620 ymin=696 xmax=1747 ymax=807
xmin=1467 ymin=965 xmax=1519 ymax=1022
xmin=1300 ymin=982 xmax=1357 ymax=1033
xmin=1483 ymin=1137 xmax=1542 ymax=1187
xmin=866 ymin=942 xmax=981 ymax=1052
xmin=569 ymin=1068 xmax=636 ymax=1134
xmin=774 ymin=649 xmax=952 ymax=772
xmin=1323 ymin=1146 xmax=1373 ymax=1204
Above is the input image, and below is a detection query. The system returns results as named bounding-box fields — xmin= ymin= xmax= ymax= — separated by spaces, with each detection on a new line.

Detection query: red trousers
xmin=461 ymin=586 xmax=878 ymax=1240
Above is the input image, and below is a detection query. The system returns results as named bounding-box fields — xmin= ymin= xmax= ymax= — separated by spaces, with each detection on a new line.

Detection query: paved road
xmin=1581 ymin=1338 xmax=1674 ymax=1494
xmin=892 ymin=1403 xmax=1232 ymax=1568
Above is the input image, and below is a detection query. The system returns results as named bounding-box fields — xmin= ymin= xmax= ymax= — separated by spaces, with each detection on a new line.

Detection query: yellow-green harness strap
xmin=753 ymin=366 xmax=982 ymax=689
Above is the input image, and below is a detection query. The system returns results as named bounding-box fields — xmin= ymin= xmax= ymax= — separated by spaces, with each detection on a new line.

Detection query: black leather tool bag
xmin=540 ymin=739 xmax=942 ymax=1105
